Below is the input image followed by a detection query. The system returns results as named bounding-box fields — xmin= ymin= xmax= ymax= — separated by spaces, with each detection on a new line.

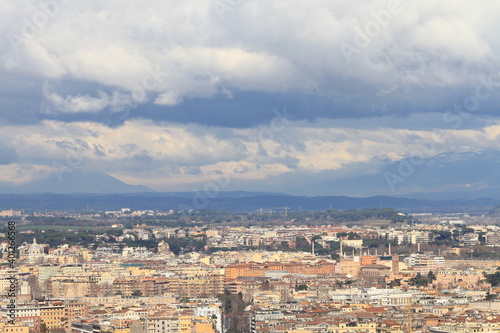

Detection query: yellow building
xmin=199 ymin=257 xmax=210 ymax=265
xmin=178 ymin=315 xmax=192 ymax=333
xmin=192 ymin=321 xmax=215 ymax=333
xmin=61 ymin=265 xmax=83 ymax=274
xmin=0 ymin=322 xmax=30 ymax=333
xmin=18 ymin=266 xmax=39 ymax=276
xmin=127 ymin=267 xmax=156 ymax=276
xmin=169 ymin=273 xmax=224 ymax=298
xmin=341 ymin=239 xmax=363 ymax=248
xmin=338 ymin=260 xmax=361 ymax=276
xmin=328 ymin=322 xmax=376 ymax=333
xmin=80 ymin=250 xmax=93 ymax=262
xmin=178 ymin=315 xmax=215 ymax=333
xmin=40 ymin=303 xmax=65 ymax=330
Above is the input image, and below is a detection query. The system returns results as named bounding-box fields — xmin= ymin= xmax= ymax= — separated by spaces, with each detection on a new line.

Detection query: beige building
xmin=328 ymin=322 xmax=376 ymax=333
xmin=40 ymin=303 xmax=66 ymax=330
xmin=51 ymin=278 xmax=89 ymax=299
xmin=0 ymin=322 xmax=30 ymax=333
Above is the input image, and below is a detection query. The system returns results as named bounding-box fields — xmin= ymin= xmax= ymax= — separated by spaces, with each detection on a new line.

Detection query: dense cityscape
xmin=1 ymin=207 xmax=500 ymax=333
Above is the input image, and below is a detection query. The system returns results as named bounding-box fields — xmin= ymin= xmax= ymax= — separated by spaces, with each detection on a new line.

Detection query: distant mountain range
xmin=0 ymin=192 xmax=495 ymax=213
xmin=0 ymin=169 xmax=151 ymax=194
xmin=0 ymin=150 xmax=499 ymax=212
xmin=1 ymin=150 xmax=499 ymax=200
xmin=288 ymin=150 xmax=500 ymax=199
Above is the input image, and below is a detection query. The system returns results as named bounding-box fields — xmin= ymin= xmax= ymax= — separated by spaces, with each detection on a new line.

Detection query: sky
xmin=1 ymin=0 xmax=500 ymax=196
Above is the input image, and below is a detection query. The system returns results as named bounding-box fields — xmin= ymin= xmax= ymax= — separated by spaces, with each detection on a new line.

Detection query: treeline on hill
xmin=0 ymin=226 xmax=205 ymax=254
xmin=0 ymin=227 xmax=123 ymax=248
xmin=8 ymin=208 xmax=412 ymax=227
xmin=171 ymin=208 xmax=412 ymax=224
xmin=325 ymin=208 xmax=410 ymax=222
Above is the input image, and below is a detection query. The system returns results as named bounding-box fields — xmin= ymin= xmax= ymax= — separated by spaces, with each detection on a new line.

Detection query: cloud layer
xmin=1 ymin=115 xmax=499 ymax=193
xmin=1 ymin=0 xmax=500 ymax=194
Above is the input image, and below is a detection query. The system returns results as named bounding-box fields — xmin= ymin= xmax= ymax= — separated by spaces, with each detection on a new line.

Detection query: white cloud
xmin=155 ymin=91 xmax=182 ymax=106
xmin=1 ymin=0 xmax=500 ymax=193
xmin=0 ymin=117 xmax=499 ymax=190
xmin=0 ymin=163 xmax=53 ymax=185
xmin=42 ymin=85 xmax=137 ymax=114
xmin=2 ymin=0 xmax=499 ymax=113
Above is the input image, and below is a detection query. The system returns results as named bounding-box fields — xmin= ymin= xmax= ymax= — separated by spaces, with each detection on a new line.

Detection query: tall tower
xmin=392 ymin=254 xmax=400 ymax=275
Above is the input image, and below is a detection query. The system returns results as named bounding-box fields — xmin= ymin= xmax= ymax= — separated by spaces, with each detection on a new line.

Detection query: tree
xmin=461 ymin=227 xmax=475 ymax=235
xmin=312 ymin=235 xmax=322 ymax=242
xmin=478 ymin=232 xmax=487 ymax=244
xmin=217 ymin=289 xmax=247 ymax=333
xmin=348 ymin=232 xmax=361 ymax=240
xmin=484 ymin=269 xmax=500 ymax=287
xmin=278 ymin=241 xmax=290 ymax=251
xmin=485 ymin=291 xmax=497 ymax=301
xmin=409 ymin=273 xmax=429 ymax=287
xmin=295 ymin=236 xmax=310 ymax=250
xmin=389 ymin=279 xmax=402 ymax=288
xmin=427 ymin=271 xmax=436 ymax=283
xmin=337 ymin=232 xmax=348 ymax=239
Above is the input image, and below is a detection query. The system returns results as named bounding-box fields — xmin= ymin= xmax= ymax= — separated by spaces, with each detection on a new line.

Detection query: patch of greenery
xmin=484 ymin=268 xmax=500 ymax=287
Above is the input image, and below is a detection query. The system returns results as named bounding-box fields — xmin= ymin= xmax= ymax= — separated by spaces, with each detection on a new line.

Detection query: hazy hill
xmin=0 ymin=169 xmax=152 ymax=194
xmin=0 ymin=192 xmax=495 ymax=213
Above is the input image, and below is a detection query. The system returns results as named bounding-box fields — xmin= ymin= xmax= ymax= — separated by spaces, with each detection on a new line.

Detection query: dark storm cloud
xmin=1 ymin=0 xmax=500 ymax=193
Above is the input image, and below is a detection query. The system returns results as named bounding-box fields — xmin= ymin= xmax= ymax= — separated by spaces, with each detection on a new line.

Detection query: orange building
xmin=224 ymin=261 xmax=336 ymax=280
xmin=360 ymin=256 xmax=377 ymax=266
xmin=192 ymin=321 xmax=215 ymax=333
xmin=283 ymin=261 xmax=336 ymax=275
xmin=225 ymin=262 xmax=284 ymax=280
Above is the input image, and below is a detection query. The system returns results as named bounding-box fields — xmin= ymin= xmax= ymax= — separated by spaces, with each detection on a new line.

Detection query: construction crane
xmin=274 ymin=206 xmax=290 ymax=217
xmin=258 ymin=207 xmax=290 ymax=217
xmin=258 ymin=208 xmax=274 ymax=214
